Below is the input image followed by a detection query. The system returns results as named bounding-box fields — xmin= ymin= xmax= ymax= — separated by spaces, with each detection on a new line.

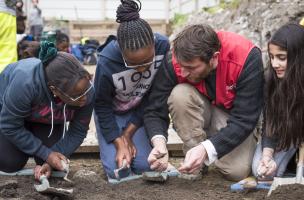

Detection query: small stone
xmin=72 ymin=169 xmax=100 ymax=183
xmin=178 ymin=173 xmax=202 ymax=181
xmin=142 ymin=172 xmax=168 ymax=182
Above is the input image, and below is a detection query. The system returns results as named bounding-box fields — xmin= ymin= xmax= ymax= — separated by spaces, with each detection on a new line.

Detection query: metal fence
xmin=23 ymin=0 xmax=219 ymax=22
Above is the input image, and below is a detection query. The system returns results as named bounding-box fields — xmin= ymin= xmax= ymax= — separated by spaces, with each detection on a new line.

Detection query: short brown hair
xmin=173 ymin=24 xmax=221 ymax=63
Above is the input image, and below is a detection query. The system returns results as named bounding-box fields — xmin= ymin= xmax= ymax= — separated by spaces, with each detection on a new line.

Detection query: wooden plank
xmin=75 ymin=120 xmax=183 ymax=155
xmin=75 ymin=143 xmax=183 ymax=155
xmin=68 ymin=19 xmax=168 ymax=44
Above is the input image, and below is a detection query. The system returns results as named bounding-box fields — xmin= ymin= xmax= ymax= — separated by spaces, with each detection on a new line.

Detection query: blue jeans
xmin=0 ymin=122 xmax=63 ymax=172
xmin=252 ymin=142 xmax=296 ymax=177
xmin=95 ymin=111 xmax=152 ymax=179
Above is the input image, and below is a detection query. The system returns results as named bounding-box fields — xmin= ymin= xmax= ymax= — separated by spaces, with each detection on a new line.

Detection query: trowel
xmin=34 ymin=160 xmax=73 ymax=197
xmin=34 ymin=175 xmax=73 ymax=197
xmin=142 ymin=171 xmax=169 ymax=182
xmin=113 ymin=159 xmax=129 ymax=181
xmin=230 ymin=176 xmax=271 ymax=192
xmin=142 ymin=162 xmax=180 ymax=182
xmin=267 ymin=143 xmax=304 ymax=196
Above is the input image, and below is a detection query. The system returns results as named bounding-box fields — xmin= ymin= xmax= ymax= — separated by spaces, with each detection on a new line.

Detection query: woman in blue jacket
xmin=94 ymin=0 xmax=170 ymax=180
xmin=0 ymin=41 xmax=94 ymax=179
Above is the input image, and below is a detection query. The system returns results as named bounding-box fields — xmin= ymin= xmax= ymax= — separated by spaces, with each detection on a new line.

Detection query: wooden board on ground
xmin=75 ymin=118 xmax=183 ymax=156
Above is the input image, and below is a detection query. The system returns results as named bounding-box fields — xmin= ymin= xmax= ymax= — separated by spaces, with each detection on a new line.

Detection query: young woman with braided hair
xmin=252 ymin=23 xmax=304 ymax=179
xmin=94 ymin=0 xmax=170 ymax=180
xmin=0 ymin=41 xmax=94 ymax=180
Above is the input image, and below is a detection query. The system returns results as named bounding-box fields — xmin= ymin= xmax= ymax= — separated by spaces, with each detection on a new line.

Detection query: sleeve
xmin=94 ymin=58 xmax=120 ymax=143
xmin=261 ymin=112 xmax=278 ymax=149
xmin=0 ymin=78 xmax=52 ymax=161
xmin=51 ymin=92 xmax=94 ymax=156
xmin=144 ymin=53 xmax=178 ymax=140
xmin=209 ymin=47 xmax=264 ymax=158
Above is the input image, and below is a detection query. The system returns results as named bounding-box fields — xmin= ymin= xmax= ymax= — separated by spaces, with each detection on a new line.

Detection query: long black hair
xmin=265 ymin=23 xmax=304 ymax=150
xmin=39 ymin=41 xmax=90 ymax=93
xmin=116 ymin=0 xmax=154 ymax=52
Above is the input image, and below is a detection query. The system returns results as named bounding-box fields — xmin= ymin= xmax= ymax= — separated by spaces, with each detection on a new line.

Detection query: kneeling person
xmin=144 ymin=24 xmax=264 ymax=181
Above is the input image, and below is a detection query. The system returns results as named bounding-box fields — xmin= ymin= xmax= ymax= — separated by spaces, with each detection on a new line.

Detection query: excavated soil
xmin=0 ymin=156 xmax=297 ymax=200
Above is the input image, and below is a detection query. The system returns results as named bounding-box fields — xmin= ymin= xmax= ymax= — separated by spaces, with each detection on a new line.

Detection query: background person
xmin=29 ymin=0 xmax=43 ymax=41
xmin=0 ymin=0 xmax=20 ymax=72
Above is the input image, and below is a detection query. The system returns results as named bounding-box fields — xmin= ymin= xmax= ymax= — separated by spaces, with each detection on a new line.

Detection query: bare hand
xmin=123 ymin=135 xmax=137 ymax=158
xmin=34 ymin=163 xmax=52 ymax=180
xmin=114 ymin=136 xmax=132 ymax=168
xmin=257 ymin=155 xmax=277 ymax=178
xmin=148 ymin=137 xmax=168 ymax=172
xmin=179 ymin=144 xmax=207 ymax=174
xmin=46 ymin=152 xmax=67 ymax=171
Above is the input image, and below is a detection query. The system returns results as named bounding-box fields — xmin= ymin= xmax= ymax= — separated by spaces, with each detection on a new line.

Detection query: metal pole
xmin=165 ymin=0 xmax=170 ymax=24
xmin=194 ymin=0 xmax=199 ymax=13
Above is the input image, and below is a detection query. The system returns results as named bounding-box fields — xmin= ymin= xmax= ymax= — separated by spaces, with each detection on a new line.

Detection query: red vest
xmin=172 ymin=31 xmax=255 ymax=109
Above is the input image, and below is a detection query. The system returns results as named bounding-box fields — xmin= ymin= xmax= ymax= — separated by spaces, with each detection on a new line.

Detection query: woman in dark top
xmin=252 ymin=23 xmax=304 ymax=179
xmin=0 ymin=41 xmax=94 ymax=179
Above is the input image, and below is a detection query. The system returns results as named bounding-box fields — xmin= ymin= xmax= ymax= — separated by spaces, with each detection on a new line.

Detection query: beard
xmin=187 ymin=64 xmax=213 ymax=83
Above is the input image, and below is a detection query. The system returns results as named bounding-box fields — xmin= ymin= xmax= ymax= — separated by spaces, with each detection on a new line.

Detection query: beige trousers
xmin=168 ymin=84 xmax=257 ymax=181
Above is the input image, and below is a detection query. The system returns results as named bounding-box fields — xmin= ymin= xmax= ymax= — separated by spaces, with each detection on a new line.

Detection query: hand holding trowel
xmin=267 ymin=143 xmax=304 ymax=196
xmin=34 ymin=160 xmax=73 ymax=197
xmin=114 ymin=159 xmax=129 ymax=180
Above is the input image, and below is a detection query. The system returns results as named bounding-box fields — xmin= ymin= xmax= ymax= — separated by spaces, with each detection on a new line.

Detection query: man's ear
xmin=210 ymin=51 xmax=220 ymax=69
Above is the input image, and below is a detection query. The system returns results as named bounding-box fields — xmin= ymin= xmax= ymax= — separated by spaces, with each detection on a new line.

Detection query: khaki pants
xmin=168 ymin=83 xmax=257 ymax=181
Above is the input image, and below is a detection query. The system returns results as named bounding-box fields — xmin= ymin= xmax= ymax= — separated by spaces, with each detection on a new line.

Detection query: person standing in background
xmin=29 ymin=0 xmax=43 ymax=41
xmin=0 ymin=0 xmax=20 ymax=73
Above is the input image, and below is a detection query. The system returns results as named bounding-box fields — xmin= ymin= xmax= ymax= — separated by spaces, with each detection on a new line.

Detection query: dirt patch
xmin=0 ymin=156 xmax=289 ymax=200
xmin=268 ymin=184 xmax=304 ymax=200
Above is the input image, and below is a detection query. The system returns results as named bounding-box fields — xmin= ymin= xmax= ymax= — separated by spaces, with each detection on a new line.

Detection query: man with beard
xmin=144 ymin=24 xmax=264 ymax=181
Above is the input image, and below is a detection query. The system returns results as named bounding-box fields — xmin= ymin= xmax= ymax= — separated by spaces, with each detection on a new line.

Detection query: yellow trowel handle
xmin=296 ymin=143 xmax=304 ymax=183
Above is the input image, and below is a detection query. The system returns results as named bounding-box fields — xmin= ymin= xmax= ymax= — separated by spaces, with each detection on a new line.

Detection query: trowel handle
xmin=298 ymin=143 xmax=304 ymax=166
xmin=296 ymin=143 xmax=304 ymax=182
xmin=121 ymin=159 xmax=128 ymax=168
xmin=39 ymin=175 xmax=50 ymax=186
xmin=61 ymin=159 xmax=69 ymax=172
